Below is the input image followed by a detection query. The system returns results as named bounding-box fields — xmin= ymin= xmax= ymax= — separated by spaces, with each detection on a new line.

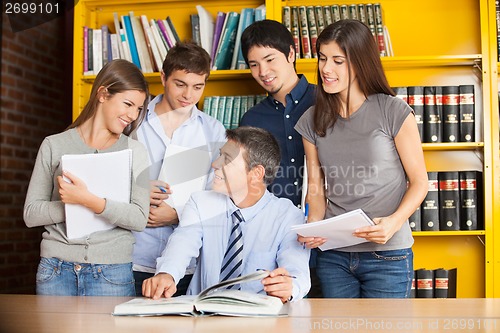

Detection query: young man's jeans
xmin=36 ymin=257 xmax=135 ymax=296
xmin=316 ymin=248 xmax=413 ymax=298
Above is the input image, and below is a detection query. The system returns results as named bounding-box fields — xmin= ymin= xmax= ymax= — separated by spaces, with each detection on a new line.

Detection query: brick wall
xmin=0 ymin=12 xmax=72 ymax=294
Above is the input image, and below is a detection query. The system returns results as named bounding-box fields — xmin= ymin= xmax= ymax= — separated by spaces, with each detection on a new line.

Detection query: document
xmin=158 ymin=144 xmax=211 ymax=216
xmin=61 ymin=149 xmax=132 ymax=239
xmin=291 ymin=209 xmax=375 ymax=250
xmin=112 ymin=271 xmax=285 ymax=317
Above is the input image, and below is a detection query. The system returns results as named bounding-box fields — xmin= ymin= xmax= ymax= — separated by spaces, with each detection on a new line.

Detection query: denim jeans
xmin=316 ymin=248 xmax=413 ymax=298
xmin=36 ymin=257 xmax=135 ymax=296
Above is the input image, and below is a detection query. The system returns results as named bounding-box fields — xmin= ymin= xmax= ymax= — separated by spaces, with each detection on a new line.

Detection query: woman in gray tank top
xmin=295 ymin=20 xmax=428 ymax=298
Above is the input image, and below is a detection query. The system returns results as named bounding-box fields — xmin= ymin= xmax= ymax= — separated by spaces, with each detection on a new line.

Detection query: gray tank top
xmin=295 ymin=94 xmax=414 ymax=252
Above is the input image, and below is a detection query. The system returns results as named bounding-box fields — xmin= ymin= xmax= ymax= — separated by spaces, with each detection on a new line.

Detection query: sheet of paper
xmin=61 ymin=149 xmax=132 ymax=239
xmin=158 ymin=144 xmax=211 ymax=216
xmin=291 ymin=209 xmax=375 ymax=250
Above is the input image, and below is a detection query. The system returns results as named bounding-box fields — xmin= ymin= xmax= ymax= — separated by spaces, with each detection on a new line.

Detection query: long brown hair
xmin=314 ymin=19 xmax=394 ymax=136
xmin=68 ymin=59 xmax=149 ymax=135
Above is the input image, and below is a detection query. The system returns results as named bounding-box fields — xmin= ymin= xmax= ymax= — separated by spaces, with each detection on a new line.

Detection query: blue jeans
xmin=36 ymin=257 xmax=135 ymax=296
xmin=316 ymin=248 xmax=413 ymax=298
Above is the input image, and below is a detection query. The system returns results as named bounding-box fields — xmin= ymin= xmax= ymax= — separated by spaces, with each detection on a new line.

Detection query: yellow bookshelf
xmin=73 ymin=0 xmax=499 ymax=297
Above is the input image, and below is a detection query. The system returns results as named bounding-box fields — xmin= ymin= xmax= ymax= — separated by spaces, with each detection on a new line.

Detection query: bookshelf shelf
xmin=421 ymin=142 xmax=485 ymax=151
xmin=413 ymin=230 xmax=486 ymax=237
xmin=73 ymin=0 xmax=499 ymax=298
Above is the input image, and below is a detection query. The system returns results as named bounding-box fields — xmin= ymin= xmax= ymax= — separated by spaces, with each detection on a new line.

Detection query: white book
xmin=196 ymin=5 xmax=214 ymax=56
xmin=112 ymin=12 xmax=125 ymax=60
xmin=92 ymin=28 xmax=103 ymax=74
xmin=150 ymin=18 xmax=167 ymax=62
xmin=61 ymin=149 xmax=132 ymax=239
xmin=158 ymin=144 xmax=211 ymax=216
xmin=140 ymin=15 xmax=162 ymax=72
xmin=109 ymin=34 xmax=120 ymax=60
xmin=112 ymin=271 xmax=285 ymax=317
xmin=129 ymin=11 xmax=154 ymax=73
xmin=291 ymin=209 xmax=375 ymax=250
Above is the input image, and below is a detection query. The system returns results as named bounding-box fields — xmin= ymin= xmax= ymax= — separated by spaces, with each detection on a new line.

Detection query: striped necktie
xmin=219 ymin=209 xmax=244 ymax=289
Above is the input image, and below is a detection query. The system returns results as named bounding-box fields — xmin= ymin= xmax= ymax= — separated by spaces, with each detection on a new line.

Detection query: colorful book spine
xmin=122 ymin=15 xmax=141 ymax=69
xmin=291 ymin=7 xmax=301 ymax=60
xmin=434 ymin=268 xmax=457 ymax=298
xmin=232 ymin=8 xmax=254 ymax=70
xmin=212 ymin=12 xmax=240 ymax=70
xmin=365 ymin=4 xmax=376 ymax=38
xmin=357 ymin=4 xmax=367 ymax=25
xmin=442 ymin=86 xmax=460 ymax=142
xmin=421 ymin=172 xmax=440 ymax=231
xmin=409 ymin=206 xmax=421 ymax=231
xmin=438 ymin=171 xmax=460 ymax=231
xmin=211 ymin=12 xmax=227 ymax=68
xmin=339 ymin=5 xmax=349 ymax=20
xmin=190 ymin=14 xmax=201 ymax=47
xmin=459 ymin=171 xmax=480 ymax=230
xmin=331 ymin=5 xmax=341 ymax=23
xmin=298 ymin=6 xmax=311 ymax=59
xmin=323 ymin=6 xmax=333 ymax=26
xmin=407 ymin=86 xmax=424 ymax=142
xmin=306 ymin=6 xmax=318 ymax=58
xmin=373 ymin=3 xmax=386 ymax=57
xmin=314 ymin=6 xmax=325 ymax=35
xmin=165 ymin=16 xmax=180 ymax=43
xmin=416 ymin=269 xmax=434 ymax=298
xmin=423 ymin=86 xmax=442 ymax=143
xmin=459 ymin=85 xmax=475 ymax=142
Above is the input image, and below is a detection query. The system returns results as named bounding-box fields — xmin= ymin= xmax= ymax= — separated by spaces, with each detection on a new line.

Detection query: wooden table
xmin=0 ymin=295 xmax=499 ymax=332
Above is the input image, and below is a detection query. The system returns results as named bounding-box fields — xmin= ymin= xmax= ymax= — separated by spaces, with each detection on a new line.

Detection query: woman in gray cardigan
xmin=24 ymin=59 xmax=150 ymax=296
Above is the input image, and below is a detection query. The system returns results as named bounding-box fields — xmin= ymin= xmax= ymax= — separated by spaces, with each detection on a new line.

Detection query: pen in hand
xmin=256 ymin=269 xmax=297 ymax=279
xmin=157 ymin=186 xmax=167 ymax=193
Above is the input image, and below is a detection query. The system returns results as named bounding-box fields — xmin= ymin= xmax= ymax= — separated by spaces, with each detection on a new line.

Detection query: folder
xmin=61 ymin=149 xmax=132 ymax=239
xmin=158 ymin=144 xmax=211 ymax=216
xmin=291 ymin=209 xmax=375 ymax=250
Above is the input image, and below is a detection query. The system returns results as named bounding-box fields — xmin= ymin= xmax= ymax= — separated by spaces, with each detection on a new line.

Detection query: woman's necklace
xmin=78 ymin=127 xmax=116 ymax=151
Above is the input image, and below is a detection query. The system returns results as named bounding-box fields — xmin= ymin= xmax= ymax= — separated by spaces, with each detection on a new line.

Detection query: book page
xmin=291 ymin=209 xmax=375 ymax=250
xmin=112 ymin=295 xmax=196 ymax=316
xmin=158 ymin=144 xmax=211 ymax=216
xmin=61 ymin=149 xmax=132 ymax=239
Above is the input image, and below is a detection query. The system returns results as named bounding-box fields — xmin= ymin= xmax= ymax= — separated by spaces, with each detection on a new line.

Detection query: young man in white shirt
xmin=132 ymin=42 xmax=226 ymax=296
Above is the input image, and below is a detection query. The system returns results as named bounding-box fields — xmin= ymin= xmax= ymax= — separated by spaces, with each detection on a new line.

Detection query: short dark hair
xmin=162 ymin=41 xmax=211 ymax=81
xmin=226 ymin=126 xmax=281 ymax=185
xmin=240 ymin=19 xmax=295 ymax=65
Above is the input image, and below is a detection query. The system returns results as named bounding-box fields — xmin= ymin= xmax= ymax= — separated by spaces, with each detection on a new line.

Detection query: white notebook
xmin=158 ymin=144 xmax=211 ymax=216
xmin=291 ymin=209 xmax=375 ymax=250
xmin=61 ymin=149 xmax=132 ymax=239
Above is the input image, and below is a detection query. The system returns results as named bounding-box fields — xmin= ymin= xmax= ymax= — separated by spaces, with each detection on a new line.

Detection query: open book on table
xmin=112 ymin=271 xmax=285 ymax=317
xmin=291 ymin=208 xmax=375 ymax=250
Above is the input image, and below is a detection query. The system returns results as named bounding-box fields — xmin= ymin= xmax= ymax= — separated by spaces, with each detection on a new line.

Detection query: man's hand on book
xmin=142 ymin=273 xmax=177 ymax=300
xmin=261 ymin=268 xmax=293 ymax=303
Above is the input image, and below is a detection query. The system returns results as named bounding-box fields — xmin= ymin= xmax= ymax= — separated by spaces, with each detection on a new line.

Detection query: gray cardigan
xmin=24 ymin=128 xmax=149 ymax=264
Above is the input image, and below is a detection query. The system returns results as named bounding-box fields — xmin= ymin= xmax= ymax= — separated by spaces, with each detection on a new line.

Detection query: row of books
xmin=282 ymin=3 xmax=391 ymax=60
xmin=83 ymin=12 xmax=182 ymax=75
xmin=394 ymin=85 xmax=475 ymax=143
xmin=203 ymin=94 xmax=267 ymax=129
xmin=411 ymin=268 xmax=457 ymax=298
xmin=82 ymin=4 xmax=266 ymax=75
xmin=192 ymin=5 xmax=266 ymax=71
xmin=410 ymin=171 xmax=482 ymax=232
